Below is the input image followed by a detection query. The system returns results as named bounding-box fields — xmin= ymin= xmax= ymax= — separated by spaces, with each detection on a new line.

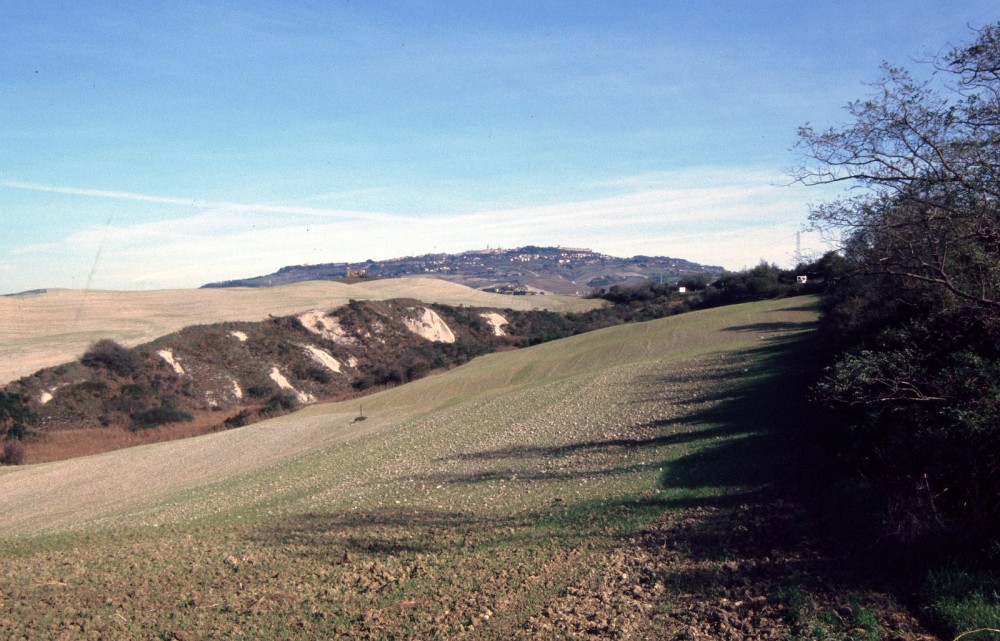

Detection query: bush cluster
xmin=81 ymin=339 xmax=140 ymax=377
xmin=128 ymin=405 xmax=194 ymax=431
xmin=259 ymin=392 xmax=298 ymax=416
xmin=798 ymin=23 xmax=1000 ymax=550
xmin=223 ymin=409 xmax=253 ymax=428
xmin=0 ymin=391 xmax=32 ymax=440
xmin=0 ymin=440 xmax=25 ymax=465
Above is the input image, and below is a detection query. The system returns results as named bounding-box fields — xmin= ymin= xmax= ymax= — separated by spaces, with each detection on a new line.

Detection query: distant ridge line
xmin=202 ymin=245 xmax=724 ymax=295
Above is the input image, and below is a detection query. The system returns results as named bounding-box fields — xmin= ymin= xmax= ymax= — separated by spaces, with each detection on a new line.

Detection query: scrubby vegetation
xmin=594 ymin=260 xmax=824 ymax=310
xmin=80 ymin=339 xmax=140 ymax=377
xmin=3 ymin=261 xmax=835 ymax=464
xmin=0 ymin=440 xmax=25 ymax=465
xmin=128 ymin=405 xmax=195 ymax=431
xmin=0 ymin=391 xmax=32 ymax=441
xmin=258 ymin=392 xmax=299 ymax=417
xmin=223 ymin=409 xmax=253 ymax=429
xmin=797 ymin=23 xmax=1000 ymax=636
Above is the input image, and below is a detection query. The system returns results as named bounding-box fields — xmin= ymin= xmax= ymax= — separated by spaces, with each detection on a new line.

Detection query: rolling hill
xmin=0 ymin=297 xmax=938 ymax=639
xmin=0 ymin=278 xmax=600 ymax=385
xmin=5 ymin=297 xmax=628 ymax=463
xmin=201 ymin=246 xmax=725 ymax=295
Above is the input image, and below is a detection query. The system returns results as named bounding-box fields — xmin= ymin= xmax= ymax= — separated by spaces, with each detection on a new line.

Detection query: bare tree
xmin=795 ymin=24 xmax=1000 ymax=312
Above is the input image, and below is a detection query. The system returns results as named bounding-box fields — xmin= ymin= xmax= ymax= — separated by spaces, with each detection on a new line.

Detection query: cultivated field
xmin=0 ymin=278 xmax=600 ymax=384
xmin=0 ymin=298 xmax=936 ymax=639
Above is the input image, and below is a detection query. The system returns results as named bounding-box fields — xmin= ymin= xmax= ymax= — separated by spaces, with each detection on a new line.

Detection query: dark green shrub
xmin=0 ymin=440 xmax=25 ymax=465
xmin=0 ymin=392 xmax=32 ymax=440
xmin=81 ymin=339 xmax=139 ymax=377
xmin=224 ymin=409 xmax=253 ymax=428
xmin=246 ymin=384 xmax=273 ymax=399
xmin=678 ymin=273 xmax=713 ymax=291
xmin=405 ymin=359 xmax=430 ymax=380
xmin=128 ymin=406 xmax=194 ymax=431
xmin=106 ymin=383 xmax=152 ymax=414
xmin=259 ymin=392 xmax=298 ymax=416
xmin=296 ymin=366 xmax=332 ymax=384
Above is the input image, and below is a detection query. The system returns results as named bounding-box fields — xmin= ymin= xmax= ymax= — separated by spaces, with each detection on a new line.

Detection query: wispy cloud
xmin=2 ymin=168 xmax=832 ymax=292
xmin=0 ymin=179 xmax=408 ymax=222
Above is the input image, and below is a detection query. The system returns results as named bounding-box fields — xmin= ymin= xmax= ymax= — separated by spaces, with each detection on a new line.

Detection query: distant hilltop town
xmin=203 ymin=245 xmax=724 ymax=296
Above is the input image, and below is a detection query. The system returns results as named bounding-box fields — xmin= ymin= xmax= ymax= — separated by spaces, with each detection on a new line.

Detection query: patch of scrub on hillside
xmin=39 ymin=384 xmax=63 ymax=405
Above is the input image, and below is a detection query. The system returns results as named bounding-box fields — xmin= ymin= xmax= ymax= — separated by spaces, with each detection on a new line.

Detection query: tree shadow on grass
xmin=433 ymin=423 xmax=733 ymax=464
xmin=250 ymin=507 xmax=494 ymax=555
xmin=251 ymin=328 xmax=832 ymax=557
xmin=655 ymin=331 xmax=823 ymax=502
xmin=625 ymin=327 xmax=923 ymax=636
xmin=723 ymin=321 xmax=816 ymax=333
xmin=237 ymin=309 xmax=931 ymax=636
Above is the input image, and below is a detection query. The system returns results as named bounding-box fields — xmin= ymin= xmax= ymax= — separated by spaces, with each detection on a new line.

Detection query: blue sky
xmin=2 ymin=1 xmax=996 ymax=291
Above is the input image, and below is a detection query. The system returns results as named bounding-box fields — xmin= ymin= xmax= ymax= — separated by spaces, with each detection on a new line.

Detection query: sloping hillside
xmin=6 ymin=298 xmax=645 ymax=462
xmin=201 ymin=245 xmax=724 ymax=294
xmin=0 ymin=278 xmax=600 ymax=385
xmin=0 ymin=297 xmax=940 ymax=639
xmin=4 ymin=297 xmax=815 ymax=532
xmin=6 ymin=301 xmax=509 ymax=455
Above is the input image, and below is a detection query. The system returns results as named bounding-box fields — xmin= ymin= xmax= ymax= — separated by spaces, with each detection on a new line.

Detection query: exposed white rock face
xmin=480 ymin=312 xmax=509 ymax=336
xmin=269 ymin=366 xmax=314 ymax=404
xmin=298 ymin=310 xmax=355 ymax=345
xmin=403 ymin=307 xmax=456 ymax=343
xmin=40 ymin=390 xmax=53 ymax=405
xmin=301 ymin=344 xmax=341 ymax=373
xmin=231 ymin=379 xmax=243 ymax=399
xmin=157 ymin=349 xmax=185 ymax=375
xmin=229 ymin=330 xmax=248 ymax=342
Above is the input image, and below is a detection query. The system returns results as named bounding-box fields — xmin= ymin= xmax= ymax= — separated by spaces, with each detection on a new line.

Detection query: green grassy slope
xmin=0 ymin=296 xmax=936 ymax=639
xmin=0 ymin=297 xmax=817 ymax=536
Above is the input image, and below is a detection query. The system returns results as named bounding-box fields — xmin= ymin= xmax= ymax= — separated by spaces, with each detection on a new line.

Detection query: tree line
xmin=797 ymin=25 xmax=1000 ymax=553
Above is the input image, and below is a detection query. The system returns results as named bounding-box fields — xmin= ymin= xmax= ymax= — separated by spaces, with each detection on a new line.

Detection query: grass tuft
xmin=922 ymin=567 xmax=1000 ymax=637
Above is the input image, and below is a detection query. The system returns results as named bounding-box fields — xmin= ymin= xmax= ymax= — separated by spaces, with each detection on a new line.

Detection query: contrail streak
xmin=0 ymin=179 xmax=407 ymax=222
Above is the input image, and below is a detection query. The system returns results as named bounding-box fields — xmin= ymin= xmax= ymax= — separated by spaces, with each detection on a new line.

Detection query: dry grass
xmin=0 ymin=278 xmax=601 ymax=384
xmin=23 ymin=411 xmax=243 ymax=464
